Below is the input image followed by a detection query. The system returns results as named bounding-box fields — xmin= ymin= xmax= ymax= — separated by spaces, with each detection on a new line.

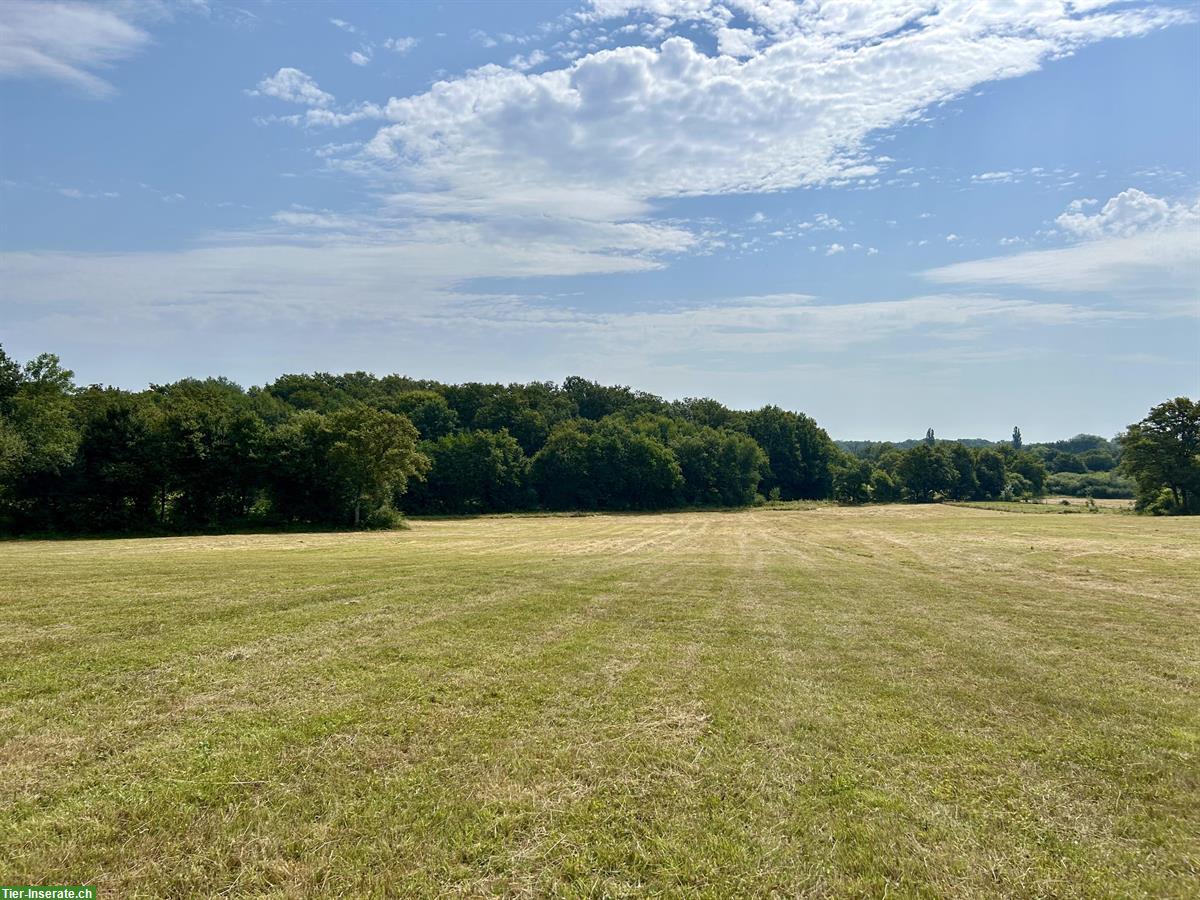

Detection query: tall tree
xmin=326 ymin=405 xmax=430 ymax=525
xmin=673 ymin=426 xmax=768 ymax=506
xmin=1120 ymin=397 xmax=1200 ymax=514
xmin=0 ymin=351 xmax=80 ymax=530
xmin=896 ymin=444 xmax=955 ymax=502
xmin=974 ymin=448 xmax=1006 ymax=500
xmin=745 ymin=406 xmax=835 ymax=500
xmin=1012 ymin=426 xmax=1023 ymax=450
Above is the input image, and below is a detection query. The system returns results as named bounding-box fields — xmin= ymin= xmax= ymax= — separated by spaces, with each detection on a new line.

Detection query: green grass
xmin=2 ymin=506 xmax=1197 ymax=897
xmin=947 ymin=499 xmax=1134 ymax=515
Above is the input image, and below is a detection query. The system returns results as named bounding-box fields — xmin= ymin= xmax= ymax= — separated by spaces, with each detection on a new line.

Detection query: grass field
xmin=2 ymin=506 xmax=1197 ymax=898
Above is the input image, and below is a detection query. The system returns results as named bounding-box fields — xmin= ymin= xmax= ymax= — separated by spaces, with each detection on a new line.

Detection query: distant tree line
xmin=1 ymin=346 xmax=1194 ymax=533
xmin=838 ymin=431 xmax=1133 ymax=498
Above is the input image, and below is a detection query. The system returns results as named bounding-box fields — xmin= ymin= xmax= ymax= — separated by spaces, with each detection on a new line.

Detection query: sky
xmin=1 ymin=0 xmax=1197 ymax=441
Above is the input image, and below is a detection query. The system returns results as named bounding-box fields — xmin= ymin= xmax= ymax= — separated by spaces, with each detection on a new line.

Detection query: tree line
xmin=838 ymin=430 xmax=1133 ymax=498
xmin=1 ymin=347 xmax=1194 ymax=533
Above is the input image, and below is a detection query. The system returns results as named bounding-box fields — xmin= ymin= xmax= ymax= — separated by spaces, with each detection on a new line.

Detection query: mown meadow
xmin=2 ymin=505 xmax=1197 ymax=897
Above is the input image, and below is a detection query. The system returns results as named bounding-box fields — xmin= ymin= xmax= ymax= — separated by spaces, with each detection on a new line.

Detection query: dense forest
xmin=0 ymin=346 xmax=1195 ymax=534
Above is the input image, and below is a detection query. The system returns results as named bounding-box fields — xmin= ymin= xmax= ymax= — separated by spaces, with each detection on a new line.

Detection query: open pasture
xmin=2 ymin=506 xmax=1197 ymax=897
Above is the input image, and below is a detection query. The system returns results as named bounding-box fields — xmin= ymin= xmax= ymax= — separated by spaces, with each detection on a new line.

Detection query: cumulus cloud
xmin=0 ymin=0 xmax=150 ymax=97
xmin=348 ymin=2 xmax=1185 ymax=227
xmin=715 ymin=26 xmax=762 ymax=58
xmin=1055 ymin=187 xmax=1199 ymax=239
xmin=249 ymin=68 xmax=334 ymax=107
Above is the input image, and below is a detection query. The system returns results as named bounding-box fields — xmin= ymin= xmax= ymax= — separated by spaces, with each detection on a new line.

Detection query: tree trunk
xmin=354 ymin=500 xmax=361 ymax=527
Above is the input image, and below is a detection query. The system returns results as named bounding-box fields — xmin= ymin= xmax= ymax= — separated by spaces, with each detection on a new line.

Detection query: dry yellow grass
xmin=1 ymin=505 xmax=1197 ymax=897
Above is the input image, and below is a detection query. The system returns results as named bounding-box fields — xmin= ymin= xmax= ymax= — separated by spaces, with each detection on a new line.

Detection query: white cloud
xmin=825 ymin=243 xmax=845 ymax=256
xmin=550 ymin=293 xmax=1137 ymax=356
xmin=270 ymin=210 xmax=359 ymax=230
xmin=715 ymin=26 xmax=762 ymax=58
xmin=352 ymin=3 xmax=1185 ymax=215
xmin=330 ymin=18 xmax=360 ymax=34
xmin=925 ymin=232 xmax=1198 ymax=296
xmin=56 ymin=187 xmax=118 ymax=200
xmin=945 ymin=233 xmax=959 ymax=243
xmin=250 ymin=68 xmax=334 ymax=107
xmin=384 ymin=36 xmax=419 ymax=54
xmin=509 ymin=49 xmax=549 ymax=71
xmin=0 ymin=0 xmax=150 ymax=98
xmin=926 ymin=188 xmax=1200 ymax=296
xmin=349 ymin=49 xmax=372 ymax=67
xmin=240 ymin=1 xmax=1191 ymax=290
xmin=1055 ymin=187 xmax=1199 ymax=239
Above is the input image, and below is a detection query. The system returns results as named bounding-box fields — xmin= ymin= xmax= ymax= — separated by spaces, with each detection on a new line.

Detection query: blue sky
xmin=1 ymin=0 xmax=1197 ymax=440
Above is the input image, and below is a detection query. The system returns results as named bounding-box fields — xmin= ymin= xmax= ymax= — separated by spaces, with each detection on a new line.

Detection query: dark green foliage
xmin=673 ymin=426 xmax=768 ymax=506
xmin=833 ymin=458 xmax=873 ymax=505
xmin=869 ymin=467 xmax=900 ymax=502
xmin=1079 ymin=448 xmax=1117 ymax=472
xmin=3 ymin=346 xmax=1183 ymax=532
xmin=974 ymin=449 xmax=1007 ymax=500
xmin=529 ymin=421 xmax=596 ymax=510
xmin=672 ymin=397 xmax=742 ymax=430
xmin=895 ymin=443 xmax=955 ymax=502
xmin=532 ymin=419 xmax=682 ymax=510
xmin=325 ymin=405 xmax=429 ymax=526
xmin=61 ymin=389 xmax=164 ymax=532
xmin=1045 ymin=471 xmax=1135 ymax=499
xmin=408 ymin=429 xmax=530 ymax=513
xmin=946 ymin=443 xmax=979 ymax=501
xmin=0 ymin=350 xmax=80 ymax=531
xmin=385 ymin=391 xmax=459 ymax=441
xmin=265 ymin=410 xmax=342 ymax=524
xmin=154 ymin=379 xmax=268 ymax=528
xmin=1012 ymin=426 xmax=1022 ymax=450
xmin=745 ymin=406 xmax=836 ymax=500
xmin=1120 ymin=397 xmax=1200 ymax=515
xmin=1006 ymin=452 xmax=1048 ymax=496
xmin=473 ymin=393 xmax=549 ymax=455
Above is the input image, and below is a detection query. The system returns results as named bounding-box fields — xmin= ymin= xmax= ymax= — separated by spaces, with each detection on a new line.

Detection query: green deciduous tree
xmin=896 ymin=444 xmax=955 ymax=502
xmin=974 ymin=448 xmax=1006 ymax=500
xmin=745 ymin=406 xmax=835 ymax=500
xmin=673 ymin=426 xmax=768 ymax=506
xmin=833 ymin=458 xmax=873 ymax=505
xmin=411 ymin=429 xmax=530 ymax=513
xmin=326 ymin=405 xmax=430 ymax=526
xmin=1120 ymin=397 xmax=1200 ymax=515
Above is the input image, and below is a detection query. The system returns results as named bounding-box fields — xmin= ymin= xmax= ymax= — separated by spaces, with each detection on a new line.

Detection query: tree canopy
xmin=0 ymin=345 xmax=1184 ymax=534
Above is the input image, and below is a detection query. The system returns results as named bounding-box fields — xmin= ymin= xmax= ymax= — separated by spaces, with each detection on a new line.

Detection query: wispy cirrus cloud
xmin=0 ymin=0 xmax=150 ymax=98
xmin=925 ymin=188 xmax=1200 ymax=297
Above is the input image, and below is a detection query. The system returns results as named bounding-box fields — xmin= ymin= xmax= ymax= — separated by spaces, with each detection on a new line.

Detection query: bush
xmin=363 ymin=505 xmax=407 ymax=529
xmin=1045 ymin=471 xmax=1135 ymax=499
